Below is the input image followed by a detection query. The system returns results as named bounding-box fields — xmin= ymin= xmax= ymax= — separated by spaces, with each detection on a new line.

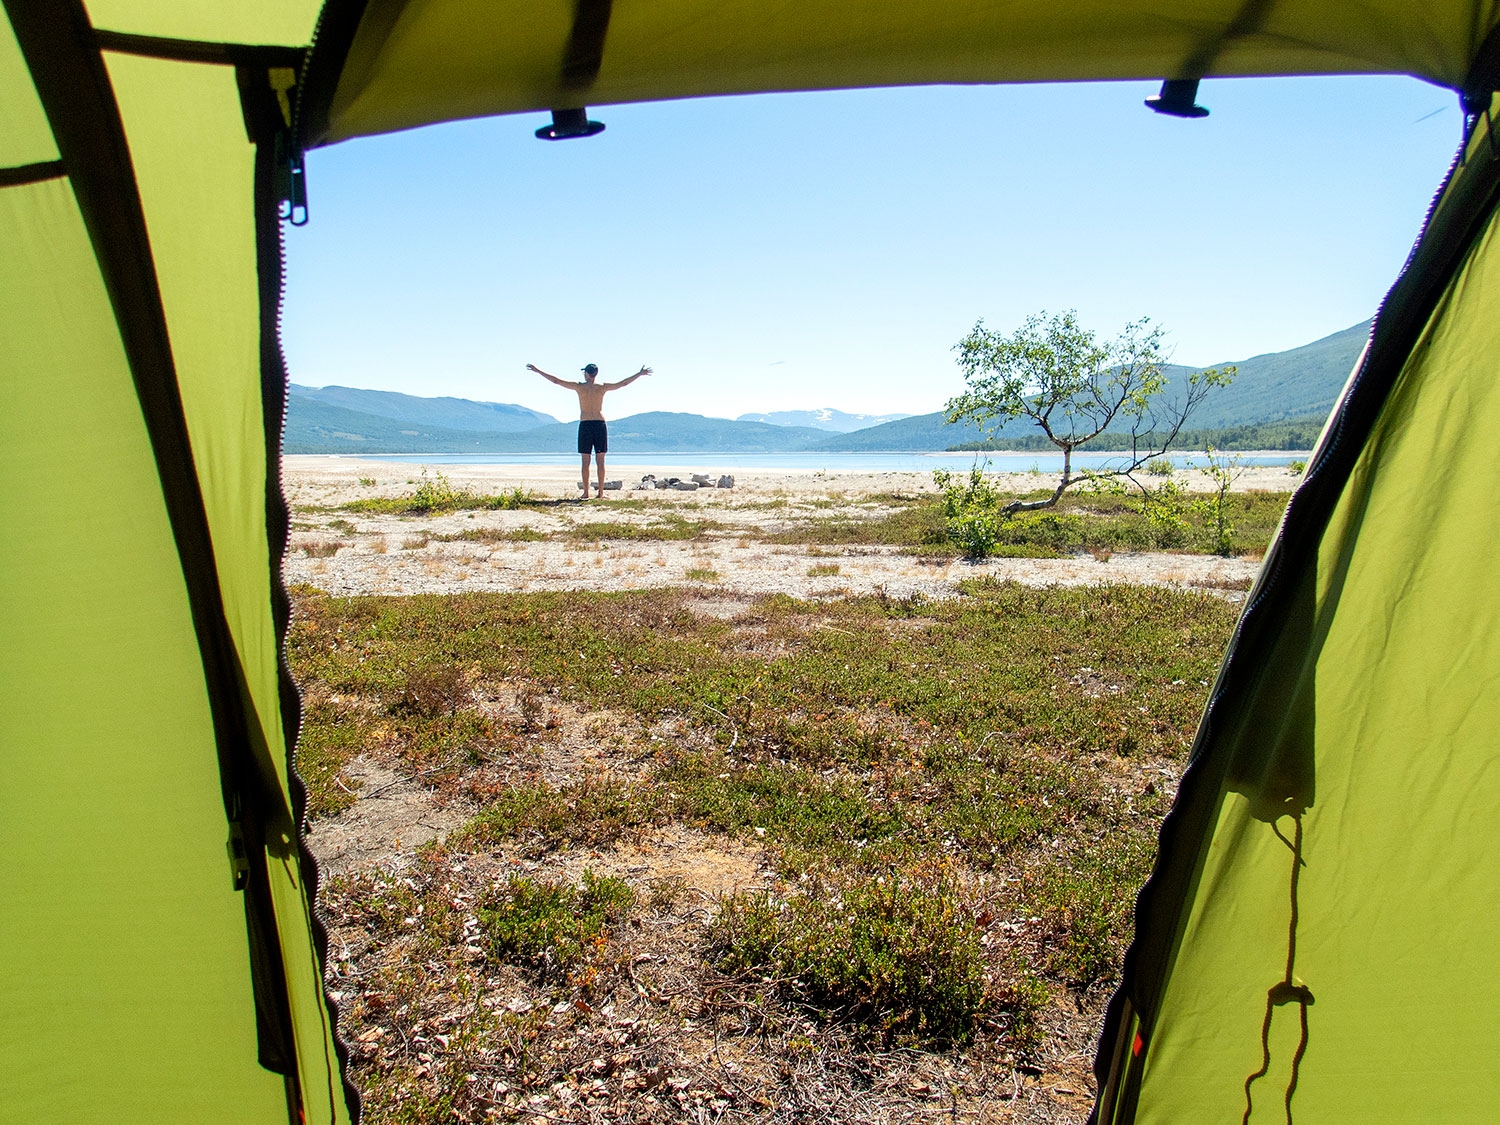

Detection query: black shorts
xmin=577 ymin=419 xmax=608 ymax=455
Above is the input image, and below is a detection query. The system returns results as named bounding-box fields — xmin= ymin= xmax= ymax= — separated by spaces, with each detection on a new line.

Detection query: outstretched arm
xmin=602 ymin=365 xmax=652 ymax=391
xmin=526 ymin=362 xmax=573 ymax=389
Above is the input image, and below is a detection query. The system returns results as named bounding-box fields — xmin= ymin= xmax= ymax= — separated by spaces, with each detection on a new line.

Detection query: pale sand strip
xmin=283 ymin=457 xmax=1269 ymax=602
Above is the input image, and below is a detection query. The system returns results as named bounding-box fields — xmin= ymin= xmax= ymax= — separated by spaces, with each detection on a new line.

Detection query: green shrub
xmin=934 ymin=467 xmax=1003 ymax=558
xmin=1018 ymin=831 xmax=1158 ymax=987
xmin=949 ymin=507 xmax=1001 ymax=558
xmin=344 ymin=471 xmax=534 ymax=514
xmin=1287 ymin=459 xmax=1307 ymax=475
xmin=714 ymin=867 xmax=991 ymax=1044
xmin=1145 ymin=456 xmax=1174 ymax=476
xmin=409 ymin=471 xmax=470 ymax=512
xmin=1140 ymin=481 xmax=1189 ymax=548
xmin=478 ymin=870 xmax=634 ymax=980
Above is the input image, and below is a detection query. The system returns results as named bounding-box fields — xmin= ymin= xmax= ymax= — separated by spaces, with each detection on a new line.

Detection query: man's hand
xmin=526 ymin=363 xmax=542 ymax=373
xmin=636 ymin=366 xmax=653 ymax=378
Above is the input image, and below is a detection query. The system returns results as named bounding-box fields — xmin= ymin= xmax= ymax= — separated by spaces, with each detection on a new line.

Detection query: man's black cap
xmin=582 ymin=363 xmax=599 ymax=376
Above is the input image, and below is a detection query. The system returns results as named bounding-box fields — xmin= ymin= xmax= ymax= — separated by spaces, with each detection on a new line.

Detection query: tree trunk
xmin=1003 ymin=444 xmax=1073 ymax=515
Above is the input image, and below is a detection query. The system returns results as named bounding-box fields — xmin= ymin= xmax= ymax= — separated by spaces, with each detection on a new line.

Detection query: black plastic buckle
xmin=227 ymin=820 xmax=251 ymax=891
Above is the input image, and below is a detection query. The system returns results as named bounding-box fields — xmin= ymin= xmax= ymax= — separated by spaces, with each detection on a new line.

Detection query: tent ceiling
xmin=82 ymin=0 xmax=319 ymax=46
xmin=309 ymin=0 xmax=1500 ymax=146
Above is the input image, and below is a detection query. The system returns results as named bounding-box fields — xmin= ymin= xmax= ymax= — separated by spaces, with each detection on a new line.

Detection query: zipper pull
xmin=273 ymin=130 xmax=308 ymax=226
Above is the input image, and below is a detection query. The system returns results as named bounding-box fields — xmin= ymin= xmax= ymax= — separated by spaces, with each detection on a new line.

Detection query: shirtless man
xmin=526 ymin=361 xmax=651 ymax=498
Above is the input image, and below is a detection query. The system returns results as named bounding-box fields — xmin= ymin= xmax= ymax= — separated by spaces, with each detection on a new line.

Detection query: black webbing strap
xmin=561 ymin=0 xmax=613 ymax=91
xmin=94 ymin=28 xmax=304 ymax=70
xmin=0 ymin=159 xmax=65 ymax=187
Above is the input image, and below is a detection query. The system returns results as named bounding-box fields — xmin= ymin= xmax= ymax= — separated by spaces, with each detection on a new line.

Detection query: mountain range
xmin=284 ymin=320 xmax=1370 ymax=454
xmin=290 ymin=384 xmax=557 ymax=432
xmin=734 ymin=408 xmax=913 ymax=432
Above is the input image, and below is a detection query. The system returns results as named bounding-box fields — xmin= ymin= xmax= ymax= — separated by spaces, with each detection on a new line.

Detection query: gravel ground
xmin=283 ymin=457 xmax=1273 ymax=601
xmin=286 ymin=535 xmax=1260 ymax=601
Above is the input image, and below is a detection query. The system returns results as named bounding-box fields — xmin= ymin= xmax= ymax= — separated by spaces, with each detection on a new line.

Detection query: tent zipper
xmin=255 ymin=64 xmax=365 ymax=1118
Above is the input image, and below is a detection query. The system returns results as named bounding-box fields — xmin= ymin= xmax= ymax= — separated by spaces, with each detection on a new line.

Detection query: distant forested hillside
xmin=1158 ymin=320 xmax=1368 ymax=428
xmin=283 ymin=399 xmax=547 ymax=454
xmin=290 ymin=385 xmax=556 ymax=431
xmin=949 ymin=414 xmax=1328 ymax=453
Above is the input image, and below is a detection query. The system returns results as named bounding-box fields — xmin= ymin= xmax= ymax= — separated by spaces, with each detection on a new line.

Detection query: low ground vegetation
xmin=292 ymin=583 xmax=1236 ymax=1122
xmin=933 ymin=470 xmax=1286 ymax=559
xmin=305 ymin=477 xmax=1290 ymax=565
xmin=344 ymin=471 xmax=537 ymax=515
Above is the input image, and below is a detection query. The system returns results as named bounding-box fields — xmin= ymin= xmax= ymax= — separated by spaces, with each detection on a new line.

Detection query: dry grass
xmin=303 ymin=538 xmax=348 ymax=558
xmin=292 ymin=584 xmax=1236 ymax=1124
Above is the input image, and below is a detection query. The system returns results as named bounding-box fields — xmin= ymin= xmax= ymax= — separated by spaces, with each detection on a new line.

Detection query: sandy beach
xmin=281 ymin=455 xmax=1292 ymax=601
xmin=284 ymin=453 xmax=1303 ymax=501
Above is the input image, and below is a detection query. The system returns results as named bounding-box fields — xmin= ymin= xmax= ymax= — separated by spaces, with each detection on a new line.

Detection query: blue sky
xmin=284 ymin=75 xmax=1460 ymax=421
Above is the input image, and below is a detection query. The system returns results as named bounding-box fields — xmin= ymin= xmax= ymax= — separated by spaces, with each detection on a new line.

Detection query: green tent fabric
xmin=4 ymin=1 xmax=1500 ymax=1122
xmin=1093 ymin=105 xmax=1500 ymax=1122
xmin=303 ymin=0 xmax=1500 ymax=146
xmin=1 ymin=1 xmax=346 ymax=1122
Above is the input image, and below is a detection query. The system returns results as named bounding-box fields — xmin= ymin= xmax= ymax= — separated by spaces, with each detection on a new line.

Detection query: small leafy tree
xmin=946 ymin=310 xmax=1234 ymax=514
xmin=1191 ymin=445 xmax=1246 ymax=555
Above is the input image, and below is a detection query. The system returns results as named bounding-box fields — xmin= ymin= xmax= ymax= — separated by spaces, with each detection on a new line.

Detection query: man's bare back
xmin=526 ymin=361 xmax=652 ymax=498
xmin=572 ymin=381 xmax=607 ymax=421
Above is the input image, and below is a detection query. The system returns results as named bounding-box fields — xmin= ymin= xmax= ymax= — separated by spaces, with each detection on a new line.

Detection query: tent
xmin=4 ymin=1 xmax=1499 ymax=1121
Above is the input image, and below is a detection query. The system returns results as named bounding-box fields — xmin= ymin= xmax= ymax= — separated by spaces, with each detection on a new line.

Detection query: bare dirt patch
xmin=542 ymin=826 xmax=769 ymax=903
xmin=683 ymin=596 xmax=755 ymax=620
xmin=307 ymin=756 xmax=472 ymax=878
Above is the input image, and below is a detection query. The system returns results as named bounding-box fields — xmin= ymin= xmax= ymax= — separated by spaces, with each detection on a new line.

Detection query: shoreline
xmin=284 ymin=453 xmax=1307 ymax=501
